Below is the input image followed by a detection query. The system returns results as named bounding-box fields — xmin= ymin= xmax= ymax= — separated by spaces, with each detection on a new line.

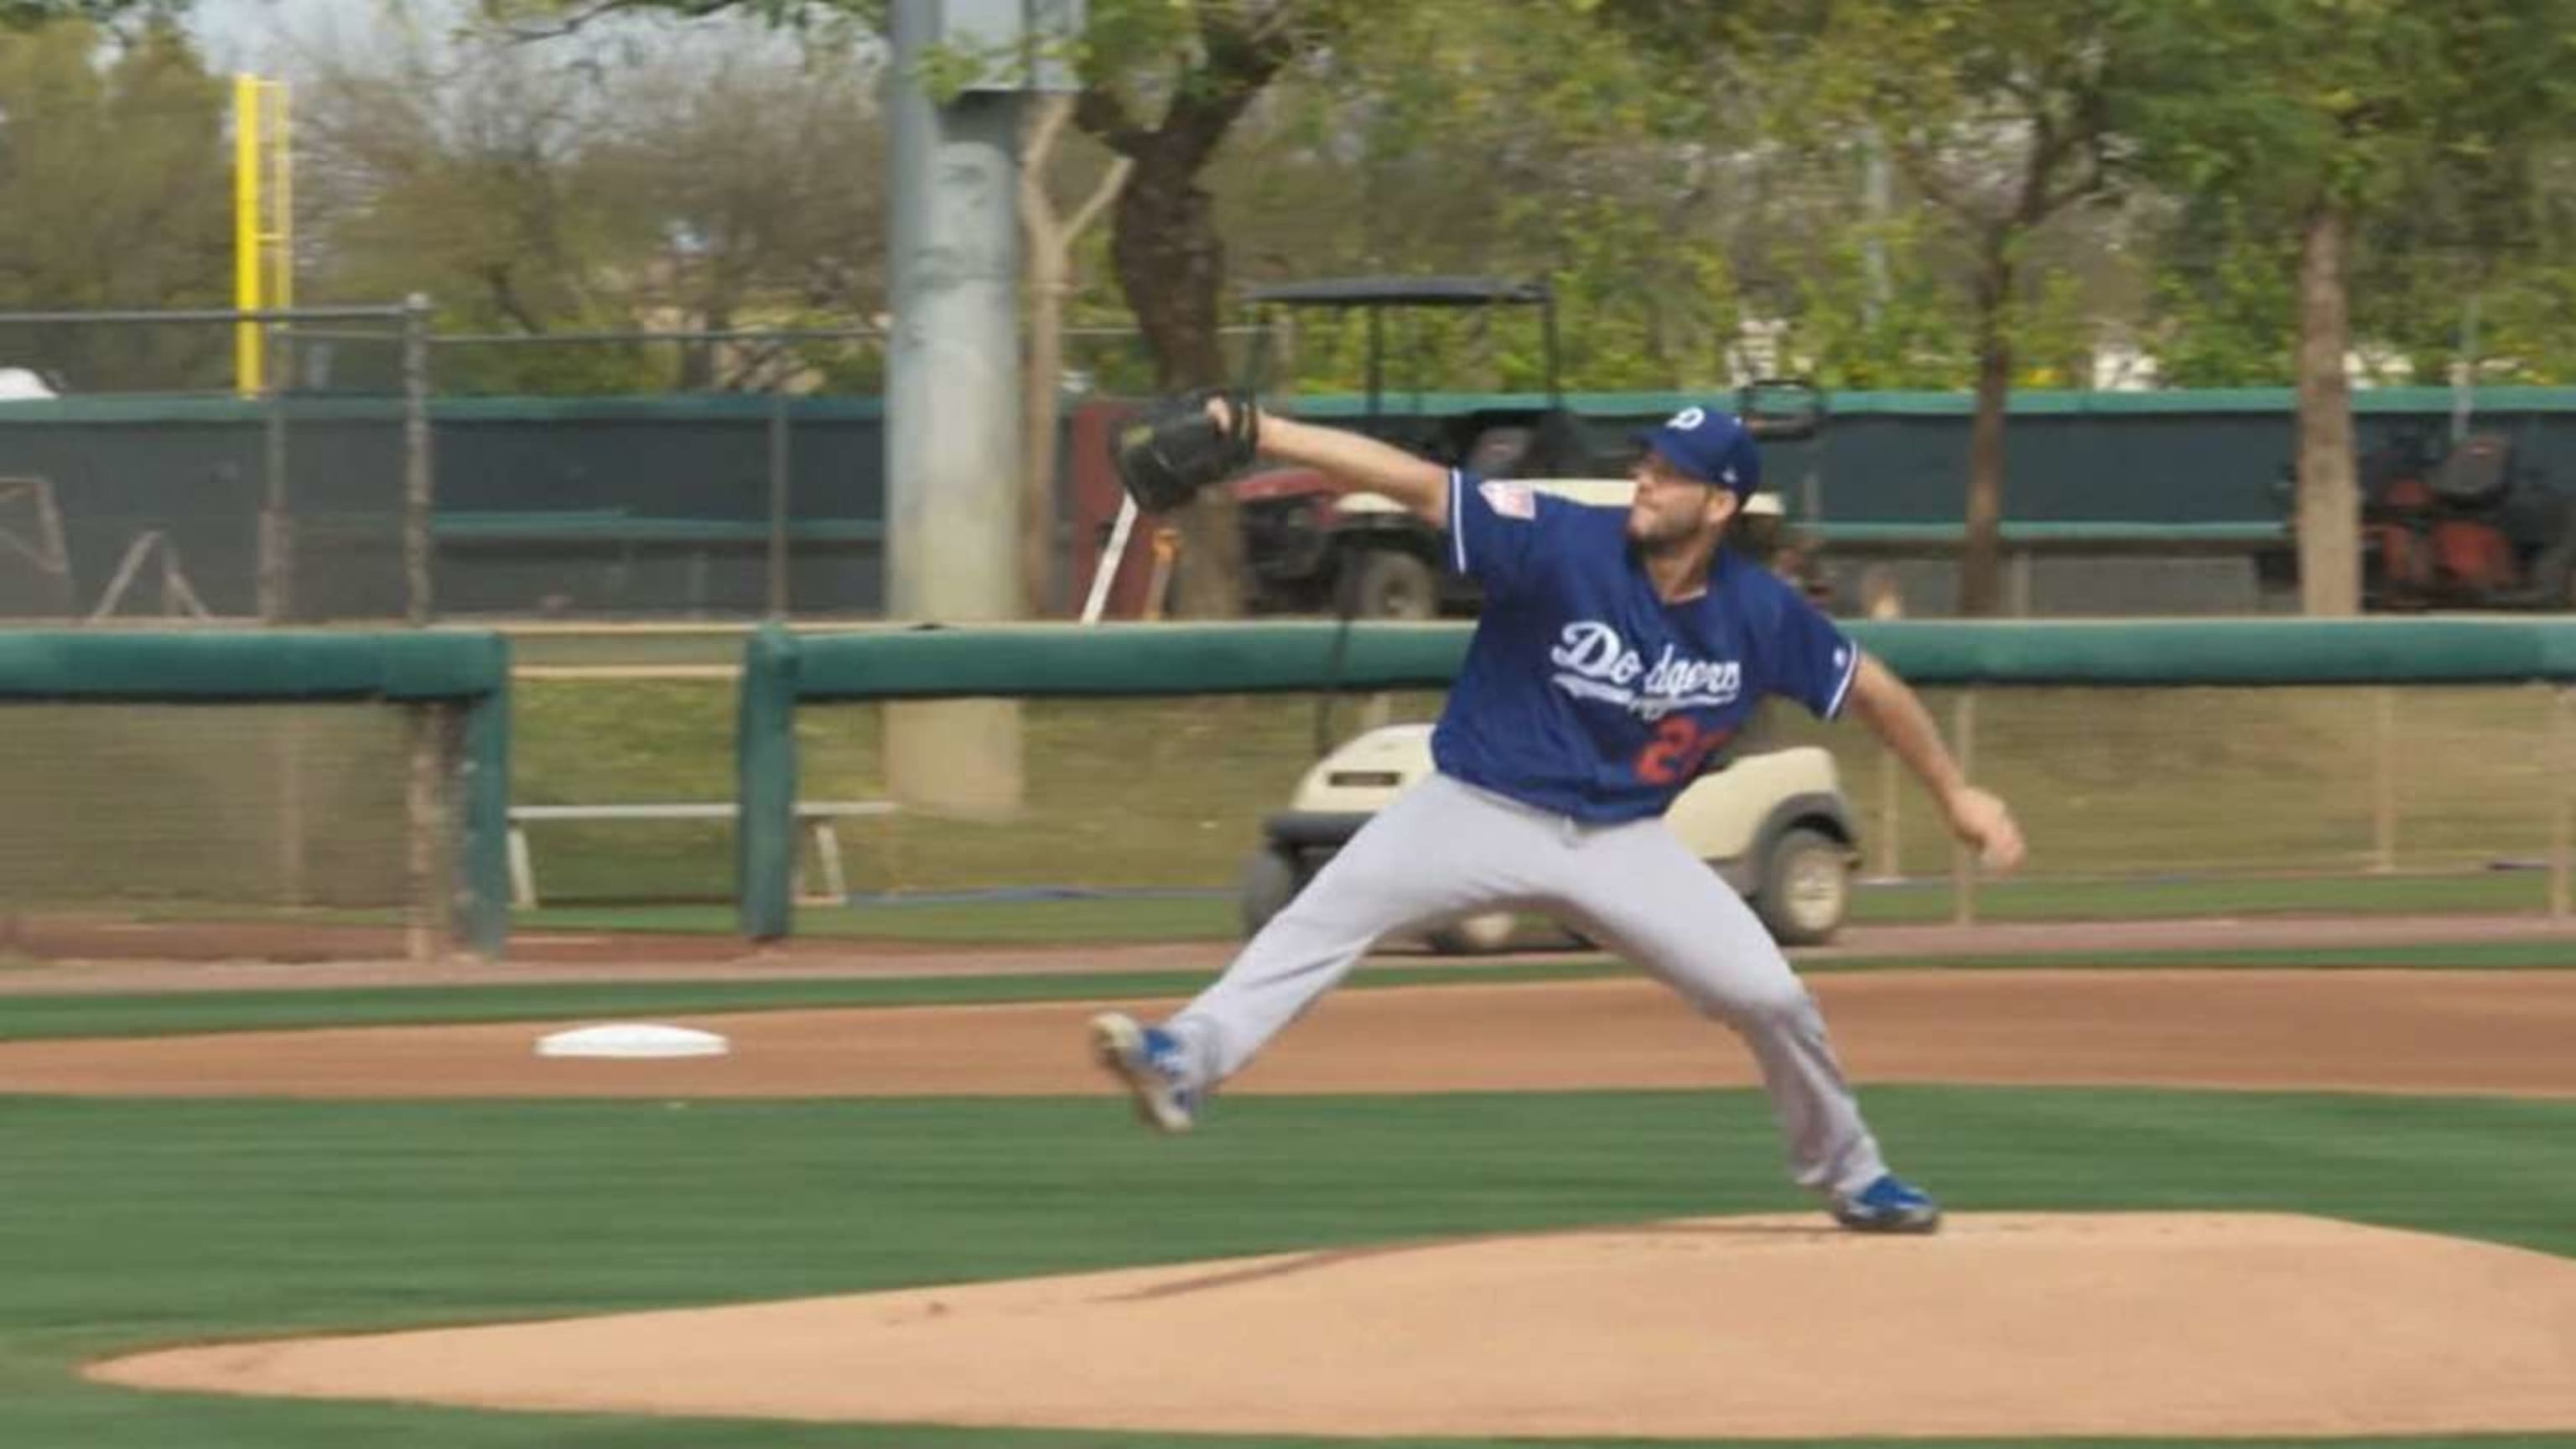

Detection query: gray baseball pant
xmin=1161 ymin=771 xmax=1890 ymax=1197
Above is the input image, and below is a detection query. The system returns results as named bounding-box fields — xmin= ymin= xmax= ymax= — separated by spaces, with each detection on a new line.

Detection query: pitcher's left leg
xmin=1554 ymin=820 xmax=1890 ymax=1201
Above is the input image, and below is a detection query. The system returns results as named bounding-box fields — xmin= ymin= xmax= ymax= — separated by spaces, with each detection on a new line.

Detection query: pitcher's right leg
xmin=1093 ymin=774 xmax=1549 ymax=1129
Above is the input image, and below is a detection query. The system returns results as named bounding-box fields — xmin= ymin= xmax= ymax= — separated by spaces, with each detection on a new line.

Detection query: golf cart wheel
xmin=1238 ymin=847 xmax=1302 ymax=937
xmin=1426 ymin=911 xmax=1517 ymax=956
xmin=1343 ymin=549 xmax=1438 ymax=621
xmin=1753 ymin=827 xmax=1851 ymax=945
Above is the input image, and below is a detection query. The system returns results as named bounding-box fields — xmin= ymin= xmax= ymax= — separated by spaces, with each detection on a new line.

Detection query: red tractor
xmin=2351 ymin=430 xmax=2576 ymax=610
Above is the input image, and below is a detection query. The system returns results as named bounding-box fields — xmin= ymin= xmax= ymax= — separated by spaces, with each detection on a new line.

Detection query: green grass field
xmin=4 ymin=1080 xmax=2572 ymax=1449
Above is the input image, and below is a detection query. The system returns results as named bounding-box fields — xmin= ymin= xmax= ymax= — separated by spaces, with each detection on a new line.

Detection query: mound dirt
xmin=92 ymin=1213 xmax=2576 ymax=1440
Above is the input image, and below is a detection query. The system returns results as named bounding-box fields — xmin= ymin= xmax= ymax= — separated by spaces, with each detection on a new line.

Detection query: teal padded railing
xmin=0 ymin=629 xmax=513 ymax=956
xmin=733 ymin=616 xmax=2576 ymax=937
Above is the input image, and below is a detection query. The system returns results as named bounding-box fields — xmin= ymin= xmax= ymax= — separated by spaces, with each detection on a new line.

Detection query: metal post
xmin=405 ymin=709 xmax=443 ymax=963
xmin=257 ymin=356 xmax=290 ymax=622
xmin=261 ymin=349 xmax=306 ymax=905
xmin=401 ymin=293 xmax=440 ymax=963
xmin=1950 ymin=691 xmax=1978 ymax=927
xmin=1872 ymin=742 xmax=1901 ymax=882
xmin=882 ymin=0 xmax=1026 ymax=821
xmin=886 ymin=0 xmax=1021 ymax=625
xmin=2371 ymin=686 xmax=2397 ymax=874
xmin=2552 ymin=686 xmax=2571 ymax=920
xmin=401 ymin=293 xmax=433 ymax=626
xmin=767 ymin=386 xmax=791 ymax=618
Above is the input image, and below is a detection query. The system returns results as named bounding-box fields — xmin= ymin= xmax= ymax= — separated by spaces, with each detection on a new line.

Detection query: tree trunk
xmin=1958 ymin=247 xmax=2013 ymax=618
xmin=1109 ymin=153 xmax=1245 ymax=619
xmin=2294 ymin=202 xmax=2361 ymax=616
xmin=1018 ymin=96 xmax=1130 ymax=621
xmin=1022 ymin=260 xmax=1069 ymax=617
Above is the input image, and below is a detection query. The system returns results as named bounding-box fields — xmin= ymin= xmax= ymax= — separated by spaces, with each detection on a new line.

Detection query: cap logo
xmin=1668 ymin=406 xmax=1706 ymax=431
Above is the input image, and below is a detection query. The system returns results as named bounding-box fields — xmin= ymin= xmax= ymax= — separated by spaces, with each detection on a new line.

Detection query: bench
xmin=507 ymin=801 xmax=897 ymax=909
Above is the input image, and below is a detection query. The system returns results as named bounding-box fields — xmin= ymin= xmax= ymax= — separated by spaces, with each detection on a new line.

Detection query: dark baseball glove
xmin=1110 ymin=388 xmax=1259 ymax=512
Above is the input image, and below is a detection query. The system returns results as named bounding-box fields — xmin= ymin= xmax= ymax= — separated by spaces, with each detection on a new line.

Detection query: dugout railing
xmin=0 ymin=629 xmax=512 ymax=958
xmin=733 ymin=617 xmax=2576 ymax=939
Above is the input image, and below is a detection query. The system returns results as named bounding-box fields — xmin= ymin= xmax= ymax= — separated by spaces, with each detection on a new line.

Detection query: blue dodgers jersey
xmin=1430 ymin=470 xmax=1861 ymax=823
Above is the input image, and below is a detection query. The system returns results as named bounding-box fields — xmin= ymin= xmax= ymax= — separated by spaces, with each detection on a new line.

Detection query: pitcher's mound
xmin=93 ymin=1213 xmax=2576 ymax=1440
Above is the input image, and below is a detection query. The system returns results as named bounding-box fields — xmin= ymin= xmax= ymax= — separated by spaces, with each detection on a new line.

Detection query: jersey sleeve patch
xmin=1478 ymin=481 xmax=1536 ymax=520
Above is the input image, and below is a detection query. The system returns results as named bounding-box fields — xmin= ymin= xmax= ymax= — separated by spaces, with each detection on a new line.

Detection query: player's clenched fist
xmin=1944 ymin=786 xmax=2025 ymax=874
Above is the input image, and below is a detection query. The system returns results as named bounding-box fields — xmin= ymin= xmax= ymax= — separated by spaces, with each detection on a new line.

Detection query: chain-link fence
xmin=8 ymin=304 xmax=2568 ymax=626
xmin=0 ymin=309 xmax=1297 ymax=625
xmin=0 ymin=304 xmax=431 ymax=625
xmin=0 ymin=306 xmax=902 ymax=623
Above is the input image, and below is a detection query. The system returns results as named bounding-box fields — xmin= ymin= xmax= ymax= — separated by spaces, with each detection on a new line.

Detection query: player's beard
xmin=1625 ymin=501 xmax=1716 ymax=553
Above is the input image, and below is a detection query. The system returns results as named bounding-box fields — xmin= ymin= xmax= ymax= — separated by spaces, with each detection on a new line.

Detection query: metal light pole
xmin=880 ymin=0 xmax=1081 ymax=823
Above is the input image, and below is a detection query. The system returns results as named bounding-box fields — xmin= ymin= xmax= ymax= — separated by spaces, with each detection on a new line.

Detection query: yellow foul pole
xmin=234 ymin=72 xmax=262 ymax=397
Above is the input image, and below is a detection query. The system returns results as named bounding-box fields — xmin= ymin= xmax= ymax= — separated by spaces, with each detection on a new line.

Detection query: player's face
xmin=1625 ymin=452 xmax=1733 ymax=549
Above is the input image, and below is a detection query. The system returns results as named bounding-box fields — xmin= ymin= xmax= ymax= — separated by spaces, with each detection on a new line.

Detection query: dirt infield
xmin=4 ymin=968 xmax=2572 ymax=1099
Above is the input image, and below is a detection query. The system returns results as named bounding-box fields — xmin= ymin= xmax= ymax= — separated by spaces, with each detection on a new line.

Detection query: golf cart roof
xmin=1242 ymin=276 xmax=1552 ymax=309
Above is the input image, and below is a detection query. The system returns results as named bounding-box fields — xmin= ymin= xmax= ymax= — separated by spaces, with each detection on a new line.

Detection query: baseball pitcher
xmin=1093 ymin=391 xmax=2025 ymax=1233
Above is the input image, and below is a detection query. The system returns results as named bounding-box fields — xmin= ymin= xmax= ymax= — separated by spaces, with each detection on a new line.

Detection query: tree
xmin=1019 ymin=92 xmax=1127 ymax=615
xmin=2129 ymin=0 xmax=2576 ymax=615
xmin=1609 ymin=0 xmax=2130 ymax=614
xmin=482 ymin=0 xmax=1369 ymax=617
xmin=301 ymin=6 xmax=885 ymax=394
xmin=1 ymin=1 xmax=184 ymax=29
xmin=0 ymin=18 xmax=231 ymax=388
xmin=1060 ymin=1 xmax=1353 ymax=616
xmin=1800 ymin=0 xmax=2128 ymax=615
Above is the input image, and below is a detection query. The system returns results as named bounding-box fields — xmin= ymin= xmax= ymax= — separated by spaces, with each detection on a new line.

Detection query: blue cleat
xmin=1831 ymin=1173 xmax=1942 ymax=1233
xmin=1089 ymin=1012 xmax=1197 ymax=1133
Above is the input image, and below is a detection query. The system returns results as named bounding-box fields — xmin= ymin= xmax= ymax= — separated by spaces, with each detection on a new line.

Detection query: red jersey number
xmin=1634 ymin=717 xmax=1733 ymax=787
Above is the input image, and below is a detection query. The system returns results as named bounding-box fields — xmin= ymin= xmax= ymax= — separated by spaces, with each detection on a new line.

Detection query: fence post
xmin=459 ymin=667 xmax=513 ymax=958
xmin=1871 ymin=743 xmax=1900 ymax=882
xmin=263 ymin=358 xmax=308 ymax=904
xmin=736 ymin=623 xmax=802 ymax=939
xmin=1950 ymin=690 xmax=1977 ymax=926
xmin=401 ymin=293 xmax=434 ymax=626
xmin=2371 ymin=686 xmax=2397 ymax=874
xmin=401 ymin=296 xmax=441 ymax=961
xmin=766 ymin=386 xmax=792 ymax=619
xmin=2553 ymin=685 xmax=2572 ymax=921
xmin=257 ymin=360 xmax=290 ymax=622
xmin=404 ymin=707 xmax=446 ymax=964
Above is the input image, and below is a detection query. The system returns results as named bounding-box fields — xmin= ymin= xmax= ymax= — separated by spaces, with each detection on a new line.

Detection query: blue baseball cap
xmin=1635 ymin=405 xmax=1761 ymax=500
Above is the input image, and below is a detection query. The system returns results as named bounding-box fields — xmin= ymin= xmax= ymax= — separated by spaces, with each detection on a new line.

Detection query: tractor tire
xmin=1426 ymin=911 xmax=1518 ymax=956
xmin=1752 ymin=827 xmax=1852 ymax=945
xmin=1343 ymin=549 xmax=1439 ymax=621
xmin=1238 ymin=846 xmax=1302 ymax=937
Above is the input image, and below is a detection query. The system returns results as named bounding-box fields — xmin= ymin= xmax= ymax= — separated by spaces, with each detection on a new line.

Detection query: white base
xmin=536 ymin=1023 xmax=731 ymax=1059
